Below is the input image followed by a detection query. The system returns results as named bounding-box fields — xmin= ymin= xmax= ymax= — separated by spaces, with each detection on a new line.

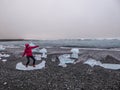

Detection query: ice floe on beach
xmin=34 ymin=54 xmax=42 ymax=60
xmin=84 ymin=58 xmax=102 ymax=67
xmin=0 ymin=53 xmax=10 ymax=58
xmin=70 ymin=48 xmax=79 ymax=59
xmin=101 ymin=64 xmax=120 ymax=70
xmin=0 ymin=45 xmax=5 ymax=50
xmin=58 ymin=54 xmax=75 ymax=67
xmin=16 ymin=60 xmax=46 ymax=70
xmin=0 ymin=53 xmax=10 ymax=62
xmin=84 ymin=58 xmax=120 ymax=70
xmin=57 ymin=48 xmax=79 ymax=67
xmin=2 ymin=59 xmax=7 ymax=62
xmin=39 ymin=48 xmax=47 ymax=58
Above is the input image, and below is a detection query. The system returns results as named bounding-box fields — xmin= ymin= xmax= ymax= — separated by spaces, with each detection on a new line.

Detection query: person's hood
xmin=25 ymin=43 xmax=29 ymax=48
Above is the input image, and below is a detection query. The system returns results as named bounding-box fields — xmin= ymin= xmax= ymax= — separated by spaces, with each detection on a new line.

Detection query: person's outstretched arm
xmin=31 ymin=45 xmax=39 ymax=49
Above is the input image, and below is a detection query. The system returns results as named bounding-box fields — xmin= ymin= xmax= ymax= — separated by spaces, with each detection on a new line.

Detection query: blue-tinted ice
xmin=84 ymin=58 xmax=120 ymax=70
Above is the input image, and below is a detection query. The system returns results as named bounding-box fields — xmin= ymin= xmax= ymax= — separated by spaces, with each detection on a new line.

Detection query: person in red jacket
xmin=22 ymin=43 xmax=39 ymax=67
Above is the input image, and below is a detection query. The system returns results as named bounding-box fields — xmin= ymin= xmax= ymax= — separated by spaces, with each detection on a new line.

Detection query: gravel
xmin=0 ymin=46 xmax=120 ymax=90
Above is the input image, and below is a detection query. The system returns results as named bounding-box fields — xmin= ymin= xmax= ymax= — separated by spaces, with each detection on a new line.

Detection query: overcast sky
xmin=0 ymin=0 xmax=120 ymax=40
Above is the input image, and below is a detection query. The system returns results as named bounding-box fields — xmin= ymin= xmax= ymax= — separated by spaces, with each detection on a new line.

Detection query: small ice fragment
xmin=39 ymin=48 xmax=47 ymax=58
xmin=35 ymin=54 xmax=41 ymax=60
xmin=2 ymin=59 xmax=7 ymax=62
xmin=3 ymin=82 xmax=7 ymax=85
xmin=58 ymin=54 xmax=75 ymax=67
xmin=0 ymin=45 xmax=5 ymax=50
xmin=84 ymin=58 xmax=102 ymax=67
xmin=0 ymin=53 xmax=10 ymax=58
xmin=70 ymin=48 xmax=79 ymax=59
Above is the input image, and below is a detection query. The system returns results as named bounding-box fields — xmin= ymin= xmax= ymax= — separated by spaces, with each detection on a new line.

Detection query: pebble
xmin=3 ymin=82 xmax=7 ymax=85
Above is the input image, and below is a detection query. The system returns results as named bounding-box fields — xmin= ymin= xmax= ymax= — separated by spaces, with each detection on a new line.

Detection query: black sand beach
xmin=0 ymin=40 xmax=120 ymax=90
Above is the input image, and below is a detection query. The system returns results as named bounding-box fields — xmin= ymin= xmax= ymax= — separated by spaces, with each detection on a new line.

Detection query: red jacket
xmin=22 ymin=44 xmax=39 ymax=57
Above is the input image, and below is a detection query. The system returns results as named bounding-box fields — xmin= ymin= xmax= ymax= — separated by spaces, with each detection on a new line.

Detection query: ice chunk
xmin=58 ymin=54 xmax=75 ymax=67
xmin=3 ymin=82 xmax=7 ymax=85
xmin=0 ymin=53 xmax=10 ymax=58
xmin=0 ymin=45 xmax=5 ymax=50
xmin=71 ymin=48 xmax=79 ymax=53
xmin=34 ymin=54 xmax=41 ymax=60
xmin=39 ymin=48 xmax=47 ymax=58
xmin=2 ymin=59 xmax=7 ymax=62
xmin=39 ymin=48 xmax=47 ymax=53
xmin=16 ymin=61 xmax=46 ymax=70
xmin=29 ymin=42 xmax=35 ymax=46
xmin=70 ymin=48 xmax=79 ymax=59
xmin=100 ymin=64 xmax=120 ymax=70
xmin=84 ymin=58 xmax=102 ymax=67
xmin=84 ymin=58 xmax=120 ymax=70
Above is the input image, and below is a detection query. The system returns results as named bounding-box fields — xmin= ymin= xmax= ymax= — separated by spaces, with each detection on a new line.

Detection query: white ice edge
xmin=0 ymin=45 xmax=5 ymax=50
xmin=84 ymin=58 xmax=120 ymax=70
xmin=39 ymin=48 xmax=47 ymax=53
xmin=16 ymin=61 xmax=46 ymax=70
xmin=2 ymin=59 xmax=7 ymax=62
xmin=34 ymin=54 xmax=42 ymax=60
xmin=100 ymin=64 xmax=120 ymax=70
xmin=58 ymin=54 xmax=75 ymax=67
xmin=0 ymin=54 xmax=10 ymax=58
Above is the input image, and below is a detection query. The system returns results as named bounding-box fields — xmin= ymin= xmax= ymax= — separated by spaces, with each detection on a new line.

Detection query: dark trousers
xmin=26 ymin=56 xmax=36 ymax=66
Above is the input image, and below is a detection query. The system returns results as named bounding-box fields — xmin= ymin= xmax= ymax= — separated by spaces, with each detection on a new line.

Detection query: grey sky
xmin=0 ymin=0 xmax=120 ymax=40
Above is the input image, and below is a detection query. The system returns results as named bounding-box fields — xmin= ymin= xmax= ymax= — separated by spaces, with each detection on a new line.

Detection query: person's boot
xmin=26 ymin=65 xmax=28 ymax=67
xmin=33 ymin=64 xmax=35 ymax=67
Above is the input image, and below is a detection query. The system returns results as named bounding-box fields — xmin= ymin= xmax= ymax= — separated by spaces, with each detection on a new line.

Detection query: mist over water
xmin=0 ymin=0 xmax=120 ymax=40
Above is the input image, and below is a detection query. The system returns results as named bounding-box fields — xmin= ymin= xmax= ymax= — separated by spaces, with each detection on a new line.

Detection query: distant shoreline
xmin=0 ymin=39 xmax=120 ymax=49
xmin=0 ymin=39 xmax=25 ymax=41
xmin=0 ymin=38 xmax=120 ymax=41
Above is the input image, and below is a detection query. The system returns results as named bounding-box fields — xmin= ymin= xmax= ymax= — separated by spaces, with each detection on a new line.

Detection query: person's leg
xmin=26 ymin=56 xmax=30 ymax=67
xmin=30 ymin=56 xmax=36 ymax=67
